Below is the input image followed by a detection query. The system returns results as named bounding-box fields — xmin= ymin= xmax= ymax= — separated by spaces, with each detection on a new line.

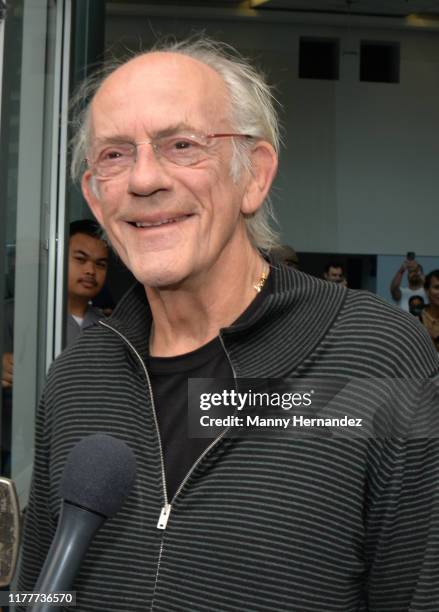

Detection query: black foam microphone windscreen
xmin=59 ymin=432 xmax=137 ymax=517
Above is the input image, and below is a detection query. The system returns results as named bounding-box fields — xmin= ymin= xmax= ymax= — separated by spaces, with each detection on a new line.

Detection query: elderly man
xmin=19 ymin=39 xmax=439 ymax=611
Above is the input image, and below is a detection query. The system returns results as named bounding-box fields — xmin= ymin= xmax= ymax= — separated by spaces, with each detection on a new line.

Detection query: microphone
xmin=30 ymin=433 xmax=137 ymax=612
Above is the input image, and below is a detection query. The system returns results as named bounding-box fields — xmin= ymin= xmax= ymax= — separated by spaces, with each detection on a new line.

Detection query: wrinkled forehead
xmin=89 ymin=52 xmax=232 ymax=139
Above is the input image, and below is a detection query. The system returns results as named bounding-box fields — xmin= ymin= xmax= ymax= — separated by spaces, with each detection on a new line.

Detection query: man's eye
xmin=162 ymin=137 xmax=204 ymax=164
xmin=172 ymin=139 xmax=198 ymax=151
xmin=106 ymin=151 xmax=123 ymax=159
xmin=98 ymin=146 xmax=133 ymax=163
xmin=75 ymin=257 xmax=86 ymax=264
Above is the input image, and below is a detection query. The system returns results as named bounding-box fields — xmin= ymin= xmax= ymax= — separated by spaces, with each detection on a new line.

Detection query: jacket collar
xmin=220 ymin=263 xmax=348 ymax=376
xmin=102 ymin=264 xmax=347 ymax=373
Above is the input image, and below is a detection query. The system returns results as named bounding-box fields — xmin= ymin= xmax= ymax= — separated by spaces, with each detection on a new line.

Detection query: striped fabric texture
xmin=18 ymin=265 xmax=439 ymax=611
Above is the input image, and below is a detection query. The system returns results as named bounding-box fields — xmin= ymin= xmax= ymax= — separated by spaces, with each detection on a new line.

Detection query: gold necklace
xmin=253 ymin=268 xmax=269 ymax=293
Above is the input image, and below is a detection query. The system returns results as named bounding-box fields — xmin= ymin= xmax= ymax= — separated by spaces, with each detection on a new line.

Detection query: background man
xmin=66 ymin=219 xmax=109 ymax=345
xmin=270 ymin=244 xmax=299 ymax=268
xmin=390 ymin=257 xmax=426 ymax=311
xmin=1 ymin=220 xmax=108 ymax=388
xmin=18 ymin=39 xmax=439 ymax=611
xmin=419 ymin=269 xmax=439 ymax=351
xmin=408 ymin=294 xmax=425 ymax=317
xmin=324 ymin=260 xmax=347 ymax=286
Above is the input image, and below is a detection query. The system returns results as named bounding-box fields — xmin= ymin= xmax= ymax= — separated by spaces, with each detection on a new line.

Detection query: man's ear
xmin=241 ymin=141 xmax=278 ymax=215
xmin=81 ymin=171 xmax=104 ymax=226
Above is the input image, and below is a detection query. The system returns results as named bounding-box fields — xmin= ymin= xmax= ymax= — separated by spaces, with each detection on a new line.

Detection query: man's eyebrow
xmin=72 ymin=249 xmax=108 ymax=263
xmin=154 ymin=123 xmax=198 ymax=137
xmin=94 ymin=123 xmax=202 ymax=144
xmin=93 ymin=135 xmax=134 ymax=145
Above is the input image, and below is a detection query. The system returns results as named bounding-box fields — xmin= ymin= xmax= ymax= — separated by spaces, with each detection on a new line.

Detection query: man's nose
xmin=128 ymin=142 xmax=172 ymax=196
xmin=84 ymin=260 xmax=96 ymax=275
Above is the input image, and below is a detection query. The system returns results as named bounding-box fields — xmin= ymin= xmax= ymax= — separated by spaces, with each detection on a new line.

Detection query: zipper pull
xmin=157 ymin=504 xmax=172 ymax=530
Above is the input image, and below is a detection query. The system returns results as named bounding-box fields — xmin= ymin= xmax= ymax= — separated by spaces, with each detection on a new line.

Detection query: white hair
xmin=70 ymin=37 xmax=281 ymax=251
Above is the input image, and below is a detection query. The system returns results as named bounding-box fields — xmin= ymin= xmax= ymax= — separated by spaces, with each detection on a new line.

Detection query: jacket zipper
xmin=99 ymin=321 xmax=237 ymax=608
xmin=98 ymin=321 xmax=168 ymax=606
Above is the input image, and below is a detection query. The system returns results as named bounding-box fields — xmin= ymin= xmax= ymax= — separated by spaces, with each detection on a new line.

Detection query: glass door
xmin=0 ymin=0 xmax=71 ymax=509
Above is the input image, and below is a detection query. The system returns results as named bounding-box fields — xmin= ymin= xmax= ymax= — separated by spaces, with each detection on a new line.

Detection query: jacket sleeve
xmin=364 ymin=376 xmax=439 ymax=611
xmin=16 ymin=391 xmax=57 ymax=592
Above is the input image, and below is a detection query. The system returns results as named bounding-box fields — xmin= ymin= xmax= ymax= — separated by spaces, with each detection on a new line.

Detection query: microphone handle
xmin=30 ymin=502 xmax=105 ymax=612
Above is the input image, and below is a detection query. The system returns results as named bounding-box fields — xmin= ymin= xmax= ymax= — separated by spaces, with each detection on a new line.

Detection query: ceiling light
xmin=249 ymin=0 xmax=271 ymax=7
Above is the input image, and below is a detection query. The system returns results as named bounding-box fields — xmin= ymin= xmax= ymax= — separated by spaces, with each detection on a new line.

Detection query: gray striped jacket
xmin=18 ymin=265 xmax=439 ymax=611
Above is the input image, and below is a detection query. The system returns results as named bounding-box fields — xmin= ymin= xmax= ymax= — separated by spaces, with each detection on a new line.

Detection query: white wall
xmin=105 ymin=12 xmax=439 ymax=257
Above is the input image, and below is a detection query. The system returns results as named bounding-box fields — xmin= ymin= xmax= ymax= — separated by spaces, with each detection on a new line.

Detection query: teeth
xmin=135 ymin=218 xmax=177 ymax=228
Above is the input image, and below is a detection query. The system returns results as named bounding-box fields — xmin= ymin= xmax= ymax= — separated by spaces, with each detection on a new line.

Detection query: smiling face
xmin=81 ymin=52 xmax=275 ymax=289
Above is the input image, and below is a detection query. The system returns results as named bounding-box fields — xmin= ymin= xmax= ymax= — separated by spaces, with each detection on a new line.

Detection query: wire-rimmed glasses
xmin=86 ymin=132 xmax=253 ymax=179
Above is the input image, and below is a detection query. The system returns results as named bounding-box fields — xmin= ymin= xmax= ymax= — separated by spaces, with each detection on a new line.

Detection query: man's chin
xmin=72 ymin=293 xmax=99 ymax=302
xmin=131 ymin=267 xmax=188 ymax=290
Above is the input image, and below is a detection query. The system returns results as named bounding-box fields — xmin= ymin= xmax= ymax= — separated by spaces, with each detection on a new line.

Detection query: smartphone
xmin=406 ymin=251 xmax=415 ymax=261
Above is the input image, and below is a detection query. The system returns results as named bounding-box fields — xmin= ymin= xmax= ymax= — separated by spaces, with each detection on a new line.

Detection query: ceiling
xmin=106 ymin=1 xmax=439 ymax=29
xmin=246 ymin=1 xmax=439 ymax=17
xmin=108 ymin=1 xmax=439 ymax=18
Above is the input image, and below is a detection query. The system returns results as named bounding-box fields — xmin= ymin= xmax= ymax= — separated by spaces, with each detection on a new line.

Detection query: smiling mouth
xmin=129 ymin=214 xmax=193 ymax=228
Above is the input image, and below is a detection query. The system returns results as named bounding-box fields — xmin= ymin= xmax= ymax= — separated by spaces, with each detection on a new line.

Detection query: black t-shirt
xmin=148 ymin=274 xmax=272 ymax=501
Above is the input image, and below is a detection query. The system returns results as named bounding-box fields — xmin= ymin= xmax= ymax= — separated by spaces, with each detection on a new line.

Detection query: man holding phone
xmin=390 ymin=252 xmax=426 ymax=312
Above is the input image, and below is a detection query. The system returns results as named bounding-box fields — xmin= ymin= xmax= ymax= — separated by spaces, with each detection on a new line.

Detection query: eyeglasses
xmin=86 ymin=132 xmax=252 ymax=179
